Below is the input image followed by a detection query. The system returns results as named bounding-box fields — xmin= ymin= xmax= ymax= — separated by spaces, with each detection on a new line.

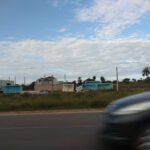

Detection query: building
xmin=2 ymin=85 xmax=22 ymax=94
xmin=0 ymin=80 xmax=14 ymax=89
xmin=97 ymin=83 xmax=113 ymax=90
xmin=76 ymin=86 xmax=83 ymax=92
xmin=35 ymin=83 xmax=63 ymax=92
xmin=82 ymin=81 xmax=101 ymax=91
xmin=82 ymin=81 xmax=113 ymax=91
xmin=34 ymin=76 xmax=63 ymax=92
xmin=35 ymin=76 xmax=57 ymax=85
xmin=62 ymin=84 xmax=74 ymax=92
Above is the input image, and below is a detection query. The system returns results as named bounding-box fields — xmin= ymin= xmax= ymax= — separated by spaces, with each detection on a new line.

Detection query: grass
xmin=0 ymin=86 xmax=149 ymax=112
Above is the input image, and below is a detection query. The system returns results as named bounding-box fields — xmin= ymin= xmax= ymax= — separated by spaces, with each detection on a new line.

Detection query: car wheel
xmin=135 ymin=126 xmax=150 ymax=150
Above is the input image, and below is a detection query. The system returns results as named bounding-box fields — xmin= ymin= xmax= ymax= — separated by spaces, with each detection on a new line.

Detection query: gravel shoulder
xmin=0 ymin=108 xmax=104 ymax=116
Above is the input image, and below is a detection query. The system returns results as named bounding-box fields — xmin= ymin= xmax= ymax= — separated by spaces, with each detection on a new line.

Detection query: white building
xmin=0 ymin=80 xmax=14 ymax=89
xmin=63 ymin=84 xmax=74 ymax=92
xmin=76 ymin=86 xmax=83 ymax=92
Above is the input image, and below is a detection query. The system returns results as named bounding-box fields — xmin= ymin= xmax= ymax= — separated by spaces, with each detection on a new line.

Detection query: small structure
xmin=2 ymin=85 xmax=22 ymax=94
xmin=0 ymin=80 xmax=14 ymax=89
xmin=97 ymin=83 xmax=113 ymax=90
xmin=82 ymin=81 xmax=101 ymax=91
xmin=35 ymin=76 xmax=57 ymax=85
xmin=82 ymin=81 xmax=113 ymax=91
xmin=35 ymin=83 xmax=63 ymax=92
xmin=34 ymin=76 xmax=63 ymax=92
xmin=76 ymin=86 xmax=83 ymax=92
xmin=63 ymin=84 xmax=74 ymax=92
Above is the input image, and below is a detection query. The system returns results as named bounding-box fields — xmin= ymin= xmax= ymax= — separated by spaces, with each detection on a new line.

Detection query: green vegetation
xmin=0 ymin=84 xmax=150 ymax=112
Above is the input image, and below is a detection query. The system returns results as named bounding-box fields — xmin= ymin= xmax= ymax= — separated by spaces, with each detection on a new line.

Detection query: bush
xmin=0 ymin=88 xmax=149 ymax=112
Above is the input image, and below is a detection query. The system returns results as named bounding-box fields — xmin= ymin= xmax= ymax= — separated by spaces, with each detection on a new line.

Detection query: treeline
xmin=121 ymin=66 xmax=150 ymax=84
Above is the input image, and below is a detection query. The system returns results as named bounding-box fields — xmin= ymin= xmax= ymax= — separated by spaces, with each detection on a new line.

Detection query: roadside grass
xmin=0 ymin=87 xmax=149 ymax=112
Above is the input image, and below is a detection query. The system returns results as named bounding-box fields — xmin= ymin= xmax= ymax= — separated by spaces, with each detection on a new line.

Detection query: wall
xmin=36 ymin=78 xmax=57 ymax=85
xmin=76 ymin=86 xmax=82 ymax=92
xmin=82 ymin=81 xmax=100 ymax=91
xmin=82 ymin=81 xmax=113 ymax=91
xmin=34 ymin=83 xmax=63 ymax=92
xmin=63 ymin=84 xmax=74 ymax=92
xmin=97 ymin=83 xmax=113 ymax=90
xmin=2 ymin=85 xmax=22 ymax=93
xmin=0 ymin=80 xmax=14 ymax=88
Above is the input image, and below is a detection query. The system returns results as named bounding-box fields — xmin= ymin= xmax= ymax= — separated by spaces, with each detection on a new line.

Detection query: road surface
xmin=0 ymin=112 xmax=103 ymax=150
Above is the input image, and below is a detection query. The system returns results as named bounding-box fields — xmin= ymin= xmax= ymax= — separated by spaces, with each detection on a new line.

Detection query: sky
xmin=1 ymin=0 xmax=150 ymax=84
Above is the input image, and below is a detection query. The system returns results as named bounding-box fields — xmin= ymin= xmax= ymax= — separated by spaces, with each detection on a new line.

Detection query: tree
xmin=72 ymin=80 xmax=77 ymax=92
xmin=77 ymin=77 xmax=82 ymax=86
xmin=23 ymin=82 xmax=35 ymax=90
xmin=106 ymin=80 xmax=112 ymax=83
xmin=100 ymin=76 xmax=105 ymax=83
xmin=142 ymin=66 xmax=150 ymax=78
xmin=92 ymin=76 xmax=96 ymax=81
xmin=122 ymin=78 xmax=130 ymax=83
xmin=83 ymin=78 xmax=92 ymax=84
xmin=113 ymin=80 xmax=117 ymax=84
xmin=132 ymin=78 xmax=136 ymax=83
xmin=137 ymin=78 xmax=143 ymax=82
xmin=144 ymin=77 xmax=150 ymax=83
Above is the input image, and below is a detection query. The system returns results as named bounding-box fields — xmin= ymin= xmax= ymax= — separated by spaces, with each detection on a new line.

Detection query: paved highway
xmin=0 ymin=112 xmax=103 ymax=150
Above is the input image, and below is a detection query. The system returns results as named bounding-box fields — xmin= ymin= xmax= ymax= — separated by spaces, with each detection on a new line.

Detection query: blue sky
xmin=1 ymin=0 xmax=150 ymax=83
xmin=0 ymin=0 xmax=93 ymax=41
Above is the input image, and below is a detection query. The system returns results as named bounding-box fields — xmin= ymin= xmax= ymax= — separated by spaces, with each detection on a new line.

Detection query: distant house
xmin=0 ymin=80 xmax=14 ymax=89
xmin=2 ymin=85 xmax=22 ymax=94
xmin=63 ymin=84 xmax=74 ymax=92
xmin=35 ymin=76 xmax=57 ymax=85
xmin=82 ymin=81 xmax=113 ymax=91
xmin=34 ymin=76 xmax=63 ymax=92
xmin=97 ymin=83 xmax=113 ymax=90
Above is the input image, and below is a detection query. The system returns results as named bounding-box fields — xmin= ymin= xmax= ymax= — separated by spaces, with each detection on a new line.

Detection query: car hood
xmin=106 ymin=92 xmax=150 ymax=113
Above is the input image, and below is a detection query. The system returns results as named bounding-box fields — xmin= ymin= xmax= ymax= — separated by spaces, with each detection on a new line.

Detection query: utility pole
xmin=116 ymin=67 xmax=119 ymax=92
xmin=51 ymin=75 xmax=54 ymax=93
xmin=9 ymin=76 xmax=10 ymax=84
xmin=14 ymin=76 xmax=16 ymax=85
xmin=64 ymin=74 xmax=66 ymax=82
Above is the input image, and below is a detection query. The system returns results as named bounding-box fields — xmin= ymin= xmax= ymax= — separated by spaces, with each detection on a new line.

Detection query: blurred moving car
xmin=101 ymin=92 xmax=150 ymax=150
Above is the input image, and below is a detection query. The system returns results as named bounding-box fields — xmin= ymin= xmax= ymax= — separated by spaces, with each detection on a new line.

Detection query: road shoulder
xmin=0 ymin=109 xmax=104 ymax=116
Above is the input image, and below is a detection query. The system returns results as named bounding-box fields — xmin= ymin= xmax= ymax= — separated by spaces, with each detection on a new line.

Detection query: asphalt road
xmin=0 ymin=112 xmax=103 ymax=150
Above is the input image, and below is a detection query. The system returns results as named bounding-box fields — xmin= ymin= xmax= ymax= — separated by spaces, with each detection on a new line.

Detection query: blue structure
xmin=82 ymin=81 xmax=101 ymax=91
xmin=82 ymin=81 xmax=113 ymax=91
xmin=1 ymin=85 xmax=22 ymax=94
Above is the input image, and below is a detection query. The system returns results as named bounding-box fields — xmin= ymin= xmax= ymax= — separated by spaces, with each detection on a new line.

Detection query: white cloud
xmin=0 ymin=38 xmax=150 ymax=83
xmin=47 ymin=0 xmax=59 ymax=7
xmin=47 ymin=0 xmax=83 ymax=7
xmin=76 ymin=0 xmax=150 ymax=39
xmin=6 ymin=36 xmax=15 ymax=40
xmin=58 ymin=28 xmax=66 ymax=33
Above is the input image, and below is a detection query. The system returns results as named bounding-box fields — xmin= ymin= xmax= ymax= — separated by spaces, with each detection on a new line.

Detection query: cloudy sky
xmin=1 ymin=0 xmax=150 ymax=83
